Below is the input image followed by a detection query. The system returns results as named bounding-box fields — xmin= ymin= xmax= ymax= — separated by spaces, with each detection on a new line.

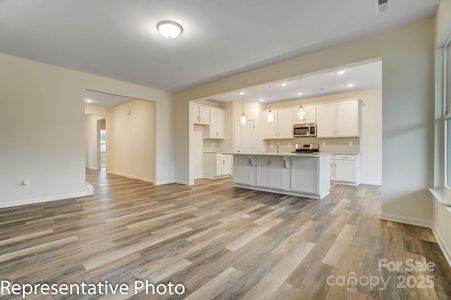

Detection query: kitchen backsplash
xmin=265 ymin=137 xmax=360 ymax=154
xmin=203 ymin=140 xmax=221 ymax=152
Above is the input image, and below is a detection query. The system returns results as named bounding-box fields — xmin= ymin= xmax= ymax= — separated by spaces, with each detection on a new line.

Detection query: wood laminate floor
xmin=0 ymin=170 xmax=450 ymax=299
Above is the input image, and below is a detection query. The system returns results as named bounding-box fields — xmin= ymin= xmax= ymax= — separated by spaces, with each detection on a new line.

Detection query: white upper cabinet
xmin=262 ymin=108 xmax=294 ymax=139
xmin=192 ymin=103 xmax=210 ymax=125
xmin=293 ymin=105 xmax=316 ymax=124
xmin=199 ymin=105 xmax=210 ymax=125
xmin=316 ymin=99 xmax=360 ymax=138
xmin=335 ymin=100 xmax=359 ymax=137
xmin=207 ymin=108 xmax=225 ymax=139
xmin=316 ymin=102 xmax=336 ymax=138
xmin=277 ymin=108 xmax=295 ymax=139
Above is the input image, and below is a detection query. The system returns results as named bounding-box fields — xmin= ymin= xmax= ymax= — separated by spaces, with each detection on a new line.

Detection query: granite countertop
xmin=225 ymin=152 xmax=332 ymax=157
xmin=327 ymin=152 xmax=360 ymax=155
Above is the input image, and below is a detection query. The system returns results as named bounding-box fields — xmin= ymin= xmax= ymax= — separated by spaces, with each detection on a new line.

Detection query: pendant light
xmin=266 ymin=86 xmax=275 ymax=123
xmin=240 ymin=93 xmax=247 ymax=125
xmin=296 ymin=78 xmax=306 ymax=121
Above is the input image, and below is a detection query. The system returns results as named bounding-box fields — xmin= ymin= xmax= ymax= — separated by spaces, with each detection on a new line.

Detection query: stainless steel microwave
xmin=293 ymin=123 xmax=317 ymax=137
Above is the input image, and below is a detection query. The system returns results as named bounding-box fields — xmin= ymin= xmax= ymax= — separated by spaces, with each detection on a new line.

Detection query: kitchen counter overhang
xmin=228 ymin=152 xmax=331 ymax=199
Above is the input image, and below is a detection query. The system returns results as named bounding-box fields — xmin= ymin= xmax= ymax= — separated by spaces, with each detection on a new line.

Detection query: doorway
xmin=99 ymin=123 xmax=106 ymax=171
xmin=83 ymin=90 xmax=156 ymax=183
xmin=236 ymin=119 xmax=255 ymax=153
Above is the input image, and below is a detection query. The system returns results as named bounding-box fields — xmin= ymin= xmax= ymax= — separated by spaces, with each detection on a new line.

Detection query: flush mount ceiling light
xmin=337 ymin=70 xmax=346 ymax=75
xmin=157 ymin=21 xmax=183 ymax=39
xmin=347 ymin=83 xmax=355 ymax=88
xmin=297 ymin=92 xmax=303 ymax=96
xmin=259 ymin=98 xmax=265 ymax=102
xmin=239 ymin=91 xmax=245 ymax=95
xmin=84 ymin=98 xmax=93 ymax=103
xmin=281 ymin=82 xmax=287 ymax=87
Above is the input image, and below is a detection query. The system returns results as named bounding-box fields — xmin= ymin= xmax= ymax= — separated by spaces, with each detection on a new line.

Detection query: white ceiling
xmin=84 ymin=91 xmax=131 ymax=107
xmin=211 ymin=61 xmax=382 ymax=103
xmin=0 ymin=0 xmax=437 ymax=91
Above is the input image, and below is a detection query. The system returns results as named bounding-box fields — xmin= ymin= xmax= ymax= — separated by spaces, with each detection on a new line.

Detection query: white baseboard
xmin=360 ymin=180 xmax=382 ymax=186
xmin=379 ymin=212 xmax=433 ymax=228
xmin=175 ymin=179 xmax=191 ymax=185
xmin=154 ymin=179 xmax=175 ymax=185
xmin=0 ymin=182 xmax=94 ymax=209
xmin=108 ymin=171 xmax=153 ymax=183
xmin=379 ymin=212 xmax=451 ymax=267
xmin=430 ymin=225 xmax=451 ymax=267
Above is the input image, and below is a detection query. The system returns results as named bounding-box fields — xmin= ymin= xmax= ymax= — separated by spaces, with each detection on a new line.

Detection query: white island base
xmin=231 ymin=153 xmax=331 ymax=199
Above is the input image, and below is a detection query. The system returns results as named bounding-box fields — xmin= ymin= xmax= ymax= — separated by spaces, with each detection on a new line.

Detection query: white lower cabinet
xmin=256 ymin=157 xmax=270 ymax=187
xmin=233 ymin=155 xmax=256 ymax=186
xmin=290 ymin=157 xmax=317 ymax=194
xmin=203 ymin=153 xmax=233 ymax=179
xmin=233 ymin=154 xmax=331 ymax=199
xmin=330 ymin=154 xmax=360 ymax=185
xmin=256 ymin=156 xmax=289 ymax=190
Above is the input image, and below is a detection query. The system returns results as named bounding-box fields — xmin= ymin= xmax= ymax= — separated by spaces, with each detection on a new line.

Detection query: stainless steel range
xmin=292 ymin=143 xmax=319 ymax=154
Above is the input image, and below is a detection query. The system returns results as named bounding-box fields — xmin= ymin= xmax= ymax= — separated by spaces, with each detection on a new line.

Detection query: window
xmin=100 ymin=129 xmax=106 ymax=153
xmin=445 ymin=37 xmax=451 ymax=188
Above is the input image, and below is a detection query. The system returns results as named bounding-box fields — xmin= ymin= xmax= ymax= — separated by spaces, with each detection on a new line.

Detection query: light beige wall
xmin=85 ymin=104 xmax=110 ymax=116
xmin=0 ymin=53 xmax=174 ymax=207
xmin=219 ymin=102 xmax=234 ymax=152
xmin=109 ymin=100 xmax=155 ymax=182
xmin=175 ymin=19 xmax=435 ymax=222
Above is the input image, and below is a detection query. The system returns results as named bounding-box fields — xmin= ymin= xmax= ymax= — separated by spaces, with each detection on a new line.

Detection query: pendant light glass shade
xmin=266 ymin=110 xmax=275 ymax=123
xmin=240 ymin=113 xmax=247 ymax=125
xmin=296 ymin=106 xmax=306 ymax=121
xmin=296 ymin=78 xmax=306 ymax=121
xmin=266 ymin=85 xmax=274 ymax=123
xmin=240 ymin=94 xmax=247 ymax=125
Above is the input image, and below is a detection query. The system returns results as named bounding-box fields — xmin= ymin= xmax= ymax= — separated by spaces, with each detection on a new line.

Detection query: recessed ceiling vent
xmin=376 ymin=0 xmax=389 ymax=13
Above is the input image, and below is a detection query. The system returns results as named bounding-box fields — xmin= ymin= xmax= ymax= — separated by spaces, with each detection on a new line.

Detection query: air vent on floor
xmin=376 ymin=0 xmax=389 ymax=13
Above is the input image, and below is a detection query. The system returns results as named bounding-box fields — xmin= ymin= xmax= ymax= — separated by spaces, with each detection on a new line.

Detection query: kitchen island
xmin=229 ymin=152 xmax=331 ymax=199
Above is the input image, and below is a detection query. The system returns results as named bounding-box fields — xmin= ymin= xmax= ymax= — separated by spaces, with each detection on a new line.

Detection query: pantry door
xmin=236 ymin=120 xmax=255 ymax=153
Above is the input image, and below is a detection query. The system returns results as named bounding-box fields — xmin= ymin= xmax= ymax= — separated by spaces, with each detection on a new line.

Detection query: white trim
xmin=108 ymin=171 xmax=154 ymax=183
xmin=154 ymin=179 xmax=176 ymax=185
xmin=0 ymin=182 xmax=94 ymax=209
xmin=360 ymin=180 xmax=382 ymax=186
xmin=431 ymin=225 xmax=451 ymax=267
xmin=379 ymin=212 xmax=432 ymax=228
xmin=379 ymin=212 xmax=451 ymax=267
xmin=201 ymin=175 xmax=232 ymax=180
xmin=332 ymin=180 xmax=360 ymax=186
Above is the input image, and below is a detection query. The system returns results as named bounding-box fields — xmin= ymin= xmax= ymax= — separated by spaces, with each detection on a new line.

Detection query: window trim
xmin=444 ymin=35 xmax=451 ymax=190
